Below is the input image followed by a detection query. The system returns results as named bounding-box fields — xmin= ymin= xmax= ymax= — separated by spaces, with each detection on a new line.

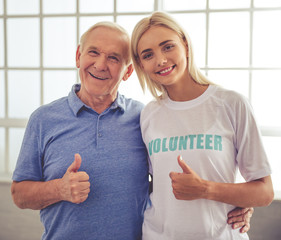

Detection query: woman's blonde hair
xmin=131 ymin=11 xmax=213 ymax=100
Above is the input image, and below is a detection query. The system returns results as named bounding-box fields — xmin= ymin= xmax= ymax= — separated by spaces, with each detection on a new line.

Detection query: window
xmin=0 ymin=0 xmax=280 ymax=199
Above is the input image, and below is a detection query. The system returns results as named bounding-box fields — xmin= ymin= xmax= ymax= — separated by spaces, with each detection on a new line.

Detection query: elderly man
xmin=11 ymin=22 xmax=252 ymax=240
xmin=12 ymin=22 xmax=148 ymax=239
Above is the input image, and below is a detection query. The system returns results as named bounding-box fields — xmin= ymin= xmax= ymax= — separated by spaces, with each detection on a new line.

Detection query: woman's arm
xmin=170 ymin=156 xmax=274 ymax=208
xmin=205 ymin=175 xmax=273 ymax=207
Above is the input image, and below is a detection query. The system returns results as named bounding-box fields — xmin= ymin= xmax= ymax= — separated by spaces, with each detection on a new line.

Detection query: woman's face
xmin=137 ymin=26 xmax=189 ymax=89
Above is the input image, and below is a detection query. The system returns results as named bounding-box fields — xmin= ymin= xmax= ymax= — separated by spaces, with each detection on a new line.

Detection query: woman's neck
xmin=166 ymin=76 xmax=209 ymax=102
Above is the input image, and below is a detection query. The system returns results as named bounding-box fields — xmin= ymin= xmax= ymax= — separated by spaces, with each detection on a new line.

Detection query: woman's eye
xmin=143 ymin=53 xmax=153 ymax=60
xmin=164 ymin=44 xmax=174 ymax=51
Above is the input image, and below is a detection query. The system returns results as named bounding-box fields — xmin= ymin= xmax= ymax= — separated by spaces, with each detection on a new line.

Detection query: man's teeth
xmin=159 ymin=66 xmax=173 ymax=74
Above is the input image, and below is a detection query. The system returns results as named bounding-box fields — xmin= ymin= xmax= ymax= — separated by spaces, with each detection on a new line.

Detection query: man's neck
xmin=77 ymin=91 xmax=117 ymax=114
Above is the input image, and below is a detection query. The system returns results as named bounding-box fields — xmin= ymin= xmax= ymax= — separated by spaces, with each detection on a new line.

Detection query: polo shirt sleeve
xmin=12 ymin=111 xmax=44 ymax=182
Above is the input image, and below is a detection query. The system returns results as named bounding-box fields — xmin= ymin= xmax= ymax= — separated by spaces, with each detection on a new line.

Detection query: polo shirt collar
xmin=68 ymin=84 xmax=126 ymax=116
xmin=112 ymin=92 xmax=126 ymax=113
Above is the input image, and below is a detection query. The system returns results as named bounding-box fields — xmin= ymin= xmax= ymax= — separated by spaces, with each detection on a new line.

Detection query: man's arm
xmin=227 ymin=207 xmax=254 ymax=233
xmin=11 ymin=179 xmax=63 ymax=210
xmin=11 ymin=154 xmax=90 ymax=210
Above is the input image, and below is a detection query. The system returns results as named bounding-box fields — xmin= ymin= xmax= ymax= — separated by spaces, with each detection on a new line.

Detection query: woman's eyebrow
xmin=140 ymin=40 xmax=172 ymax=55
xmin=140 ymin=48 xmax=152 ymax=55
xmin=159 ymin=40 xmax=172 ymax=46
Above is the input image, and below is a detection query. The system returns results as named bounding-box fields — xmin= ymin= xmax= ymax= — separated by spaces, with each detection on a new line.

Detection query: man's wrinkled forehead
xmin=82 ymin=26 xmax=131 ymax=63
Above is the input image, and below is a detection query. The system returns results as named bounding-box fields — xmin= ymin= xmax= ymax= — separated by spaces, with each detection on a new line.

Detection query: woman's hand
xmin=169 ymin=155 xmax=208 ymax=200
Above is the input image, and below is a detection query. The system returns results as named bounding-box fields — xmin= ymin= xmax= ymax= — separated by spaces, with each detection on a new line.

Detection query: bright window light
xmin=0 ymin=0 xmax=280 ymax=199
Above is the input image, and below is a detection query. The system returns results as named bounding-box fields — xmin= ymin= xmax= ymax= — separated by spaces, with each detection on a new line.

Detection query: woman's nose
xmin=157 ymin=54 xmax=167 ymax=67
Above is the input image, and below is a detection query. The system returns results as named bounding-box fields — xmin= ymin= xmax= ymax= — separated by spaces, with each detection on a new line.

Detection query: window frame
xmin=0 ymin=0 xmax=281 ymax=198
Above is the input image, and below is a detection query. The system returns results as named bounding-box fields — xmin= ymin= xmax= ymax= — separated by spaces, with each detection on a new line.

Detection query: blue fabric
xmin=12 ymin=84 xmax=149 ymax=240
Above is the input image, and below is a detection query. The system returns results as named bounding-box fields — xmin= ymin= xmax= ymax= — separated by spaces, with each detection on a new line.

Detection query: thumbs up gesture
xmin=60 ymin=154 xmax=90 ymax=204
xmin=169 ymin=155 xmax=207 ymax=200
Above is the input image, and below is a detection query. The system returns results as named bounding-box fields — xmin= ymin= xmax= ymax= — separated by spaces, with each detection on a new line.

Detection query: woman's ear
xmin=184 ymin=40 xmax=189 ymax=57
xmin=122 ymin=64 xmax=134 ymax=81
xmin=138 ymin=58 xmax=144 ymax=69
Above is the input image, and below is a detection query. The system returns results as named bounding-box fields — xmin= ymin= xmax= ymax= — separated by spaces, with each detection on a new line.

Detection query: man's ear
xmin=76 ymin=45 xmax=81 ymax=68
xmin=122 ymin=64 xmax=134 ymax=81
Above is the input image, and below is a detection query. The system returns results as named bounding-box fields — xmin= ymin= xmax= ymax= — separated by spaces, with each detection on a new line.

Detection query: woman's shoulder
xmin=212 ymin=86 xmax=253 ymax=117
xmin=140 ymin=99 xmax=163 ymax=122
xmin=214 ymin=85 xmax=249 ymax=105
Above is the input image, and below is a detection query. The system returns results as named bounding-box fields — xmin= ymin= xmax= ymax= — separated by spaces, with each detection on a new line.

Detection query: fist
xmin=60 ymin=154 xmax=90 ymax=204
xmin=169 ymin=155 xmax=207 ymax=200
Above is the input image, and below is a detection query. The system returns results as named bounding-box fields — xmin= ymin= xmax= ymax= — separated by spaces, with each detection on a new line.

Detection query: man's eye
xmin=108 ymin=56 xmax=119 ymax=63
xmin=89 ymin=50 xmax=99 ymax=56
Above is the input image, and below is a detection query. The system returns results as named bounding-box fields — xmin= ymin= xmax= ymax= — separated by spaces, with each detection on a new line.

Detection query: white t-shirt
xmin=141 ymin=85 xmax=271 ymax=240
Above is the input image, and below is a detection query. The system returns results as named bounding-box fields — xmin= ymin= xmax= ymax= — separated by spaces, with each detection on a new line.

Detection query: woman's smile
xmin=156 ymin=65 xmax=176 ymax=76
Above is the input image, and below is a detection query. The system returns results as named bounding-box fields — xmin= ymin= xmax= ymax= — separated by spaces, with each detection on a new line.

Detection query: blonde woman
xmin=131 ymin=11 xmax=273 ymax=240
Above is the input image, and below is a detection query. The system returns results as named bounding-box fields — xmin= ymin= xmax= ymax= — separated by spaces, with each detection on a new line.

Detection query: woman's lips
xmin=157 ymin=65 xmax=175 ymax=76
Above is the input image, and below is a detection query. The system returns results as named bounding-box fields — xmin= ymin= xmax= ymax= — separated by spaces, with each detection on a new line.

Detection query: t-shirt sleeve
xmin=234 ymin=94 xmax=271 ymax=182
xmin=140 ymin=102 xmax=157 ymax=176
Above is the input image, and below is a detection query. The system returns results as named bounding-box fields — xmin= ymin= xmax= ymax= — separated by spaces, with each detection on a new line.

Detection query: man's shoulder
xmin=29 ymin=96 xmax=69 ymax=121
xmin=118 ymin=94 xmax=145 ymax=113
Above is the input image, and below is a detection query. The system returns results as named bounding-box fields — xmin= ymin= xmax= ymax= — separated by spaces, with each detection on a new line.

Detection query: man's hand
xmin=169 ymin=155 xmax=207 ymax=200
xmin=227 ymin=207 xmax=254 ymax=233
xmin=60 ymin=153 xmax=90 ymax=204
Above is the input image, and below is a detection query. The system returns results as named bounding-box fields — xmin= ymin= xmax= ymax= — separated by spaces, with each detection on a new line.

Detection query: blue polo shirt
xmin=13 ymin=84 xmax=149 ymax=240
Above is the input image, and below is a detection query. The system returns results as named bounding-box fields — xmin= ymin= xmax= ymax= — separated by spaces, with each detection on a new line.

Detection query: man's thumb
xmin=177 ymin=155 xmax=192 ymax=174
xmin=67 ymin=153 xmax=82 ymax=173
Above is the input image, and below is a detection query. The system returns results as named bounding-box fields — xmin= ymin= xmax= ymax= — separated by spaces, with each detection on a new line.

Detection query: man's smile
xmin=88 ymin=71 xmax=109 ymax=80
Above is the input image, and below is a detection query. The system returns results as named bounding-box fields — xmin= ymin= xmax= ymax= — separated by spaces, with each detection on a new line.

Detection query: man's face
xmin=76 ymin=27 xmax=130 ymax=101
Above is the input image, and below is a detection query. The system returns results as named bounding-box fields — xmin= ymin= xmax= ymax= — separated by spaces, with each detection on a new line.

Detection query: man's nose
xmin=94 ymin=55 xmax=108 ymax=71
